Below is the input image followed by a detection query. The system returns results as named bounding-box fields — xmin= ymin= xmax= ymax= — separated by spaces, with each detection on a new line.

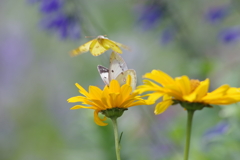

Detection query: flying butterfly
xmin=97 ymin=52 xmax=137 ymax=90
xmin=70 ymin=35 xmax=130 ymax=57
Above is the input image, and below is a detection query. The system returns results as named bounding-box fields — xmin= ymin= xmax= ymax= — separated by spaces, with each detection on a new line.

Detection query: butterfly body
xmin=97 ymin=52 xmax=137 ymax=90
xmin=71 ymin=35 xmax=129 ymax=57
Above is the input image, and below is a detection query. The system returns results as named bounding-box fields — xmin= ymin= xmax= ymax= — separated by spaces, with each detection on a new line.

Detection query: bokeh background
xmin=1 ymin=0 xmax=240 ymax=160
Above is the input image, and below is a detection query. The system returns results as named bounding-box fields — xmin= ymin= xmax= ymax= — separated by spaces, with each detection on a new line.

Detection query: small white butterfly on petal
xmin=97 ymin=52 xmax=137 ymax=90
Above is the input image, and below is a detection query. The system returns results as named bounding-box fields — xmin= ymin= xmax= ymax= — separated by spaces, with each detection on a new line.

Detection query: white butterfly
xmin=97 ymin=52 xmax=137 ymax=90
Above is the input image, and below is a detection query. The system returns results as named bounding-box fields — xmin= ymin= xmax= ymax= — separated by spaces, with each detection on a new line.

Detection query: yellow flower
xmin=137 ymin=70 xmax=240 ymax=114
xmin=67 ymin=76 xmax=148 ymax=126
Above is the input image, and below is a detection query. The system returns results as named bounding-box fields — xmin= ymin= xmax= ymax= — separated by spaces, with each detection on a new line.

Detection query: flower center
xmin=190 ymin=79 xmax=200 ymax=92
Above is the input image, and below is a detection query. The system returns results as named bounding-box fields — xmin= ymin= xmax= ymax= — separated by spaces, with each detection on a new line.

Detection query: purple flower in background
xmin=202 ymin=121 xmax=229 ymax=141
xmin=137 ymin=3 xmax=165 ymax=30
xmin=205 ymin=5 xmax=230 ymax=23
xmin=136 ymin=2 xmax=178 ymax=44
xmin=28 ymin=0 xmax=81 ymax=40
xmin=40 ymin=0 xmax=63 ymax=13
xmin=160 ymin=27 xmax=175 ymax=44
xmin=219 ymin=26 xmax=240 ymax=43
xmin=201 ymin=121 xmax=229 ymax=151
xmin=41 ymin=13 xmax=81 ymax=39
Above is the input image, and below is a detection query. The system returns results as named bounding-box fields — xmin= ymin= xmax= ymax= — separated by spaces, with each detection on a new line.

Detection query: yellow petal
xmin=109 ymin=93 xmax=120 ymax=108
xmin=226 ymin=87 xmax=240 ymax=100
xmin=101 ymin=87 xmax=112 ymax=108
xmin=137 ymin=80 xmax=164 ymax=93
xmin=75 ymin=83 xmax=89 ymax=97
xmin=144 ymin=70 xmax=175 ymax=86
xmin=163 ymin=94 xmax=172 ymax=100
xmin=175 ymin=76 xmax=191 ymax=95
xmin=192 ymin=78 xmax=209 ymax=101
xmin=94 ymin=110 xmax=108 ymax=126
xmin=90 ymin=99 xmax=106 ymax=110
xmin=109 ymin=80 xmax=120 ymax=93
xmin=200 ymin=84 xmax=229 ymax=102
xmin=154 ymin=100 xmax=173 ymax=114
xmin=183 ymin=93 xmax=197 ymax=102
xmin=126 ymin=74 xmax=132 ymax=86
xmin=147 ymin=92 xmax=163 ymax=103
xmin=67 ymin=96 xmax=87 ymax=103
xmin=70 ymin=105 xmax=96 ymax=110
xmin=125 ymin=100 xmax=148 ymax=108
xmin=120 ymin=84 xmax=132 ymax=101
xmin=209 ymin=84 xmax=230 ymax=95
xmin=120 ymin=97 xmax=137 ymax=108
xmin=164 ymin=85 xmax=183 ymax=100
xmin=204 ymin=97 xmax=237 ymax=104
xmin=89 ymin=86 xmax=103 ymax=99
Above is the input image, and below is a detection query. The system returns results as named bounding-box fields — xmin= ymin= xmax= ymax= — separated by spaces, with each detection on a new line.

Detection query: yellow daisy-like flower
xmin=137 ymin=70 xmax=240 ymax=114
xmin=67 ymin=76 xmax=148 ymax=126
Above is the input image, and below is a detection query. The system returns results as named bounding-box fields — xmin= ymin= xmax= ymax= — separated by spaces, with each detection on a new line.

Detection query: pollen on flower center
xmin=190 ymin=79 xmax=200 ymax=92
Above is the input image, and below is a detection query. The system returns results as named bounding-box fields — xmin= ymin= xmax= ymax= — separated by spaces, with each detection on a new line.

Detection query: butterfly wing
xmin=90 ymin=39 xmax=108 ymax=56
xmin=109 ymin=52 xmax=128 ymax=81
xmin=115 ymin=69 xmax=137 ymax=90
xmin=112 ymin=41 xmax=131 ymax=51
xmin=101 ymin=39 xmax=122 ymax=53
xmin=70 ymin=40 xmax=93 ymax=56
xmin=97 ymin=65 xmax=109 ymax=85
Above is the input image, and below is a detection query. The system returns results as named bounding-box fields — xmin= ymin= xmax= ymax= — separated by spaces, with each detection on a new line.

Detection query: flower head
xmin=205 ymin=5 xmax=230 ymax=23
xmin=137 ymin=70 xmax=240 ymax=114
xmin=219 ymin=26 xmax=240 ymax=43
xmin=41 ymin=13 xmax=81 ymax=39
xmin=160 ymin=27 xmax=176 ymax=44
xmin=68 ymin=76 xmax=148 ymax=126
xmin=40 ymin=0 xmax=63 ymax=13
xmin=136 ymin=3 xmax=165 ymax=30
xmin=202 ymin=121 xmax=229 ymax=141
xmin=29 ymin=0 xmax=81 ymax=40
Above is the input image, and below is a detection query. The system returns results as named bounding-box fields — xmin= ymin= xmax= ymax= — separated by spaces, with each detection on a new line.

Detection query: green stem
xmin=111 ymin=118 xmax=121 ymax=160
xmin=184 ymin=110 xmax=195 ymax=160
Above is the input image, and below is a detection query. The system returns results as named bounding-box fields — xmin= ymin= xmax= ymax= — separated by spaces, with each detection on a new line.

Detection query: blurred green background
xmin=1 ymin=0 xmax=240 ymax=160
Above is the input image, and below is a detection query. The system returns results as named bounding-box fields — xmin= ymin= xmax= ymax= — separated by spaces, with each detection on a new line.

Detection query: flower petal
xmin=137 ymin=79 xmax=164 ymax=93
xmin=154 ymin=99 xmax=173 ymax=114
xmin=70 ymin=105 xmax=96 ymax=110
xmin=75 ymin=83 xmax=90 ymax=97
xmin=121 ymin=84 xmax=132 ymax=101
xmin=226 ymin=87 xmax=240 ymax=101
xmin=194 ymin=78 xmax=209 ymax=100
xmin=94 ymin=110 xmax=108 ymax=126
xmin=175 ymin=76 xmax=191 ymax=95
xmin=144 ymin=70 xmax=175 ymax=86
xmin=89 ymin=86 xmax=103 ymax=99
xmin=147 ymin=92 xmax=163 ymax=103
xmin=109 ymin=80 xmax=120 ymax=93
xmin=183 ymin=93 xmax=197 ymax=102
xmin=126 ymin=99 xmax=149 ymax=108
xmin=126 ymin=74 xmax=132 ymax=86
xmin=67 ymin=96 xmax=87 ymax=103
